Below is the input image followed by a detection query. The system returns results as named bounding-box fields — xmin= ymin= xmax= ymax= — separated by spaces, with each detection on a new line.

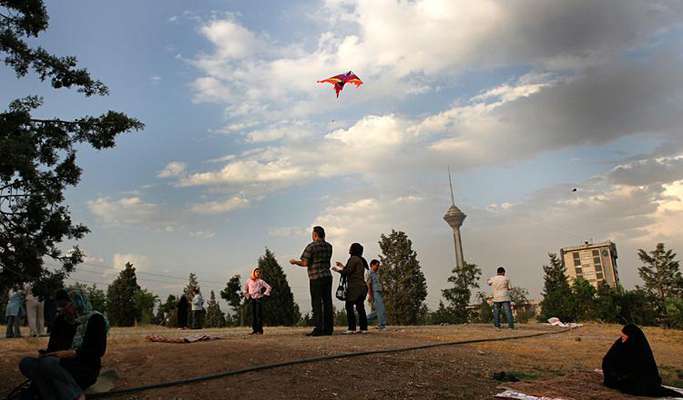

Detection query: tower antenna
xmin=448 ymin=166 xmax=455 ymax=207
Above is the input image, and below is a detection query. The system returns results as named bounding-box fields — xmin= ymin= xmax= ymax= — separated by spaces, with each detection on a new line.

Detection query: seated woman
xmin=602 ymin=323 xmax=678 ymax=397
xmin=19 ymin=289 xmax=109 ymax=400
xmin=333 ymin=242 xmax=369 ymax=334
xmin=40 ymin=289 xmax=79 ymax=355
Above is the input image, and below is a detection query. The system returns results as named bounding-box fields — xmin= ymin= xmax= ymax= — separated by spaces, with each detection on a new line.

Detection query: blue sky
xmin=3 ymin=0 xmax=683 ymax=312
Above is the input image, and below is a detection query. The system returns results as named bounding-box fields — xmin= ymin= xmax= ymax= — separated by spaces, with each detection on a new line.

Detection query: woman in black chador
xmin=602 ymin=324 xmax=678 ymax=397
xmin=177 ymin=294 xmax=189 ymax=329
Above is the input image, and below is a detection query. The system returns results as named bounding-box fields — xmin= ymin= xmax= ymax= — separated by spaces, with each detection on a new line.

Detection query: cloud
xmin=87 ymin=197 xmax=161 ymax=226
xmin=158 ymin=161 xmax=187 ymax=178
xmin=190 ymin=196 xmax=249 ymax=214
xmin=189 ymin=231 xmax=217 ymax=239
xmin=111 ymin=253 xmax=151 ymax=276
xmin=608 ymin=155 xmax=683 ymax=187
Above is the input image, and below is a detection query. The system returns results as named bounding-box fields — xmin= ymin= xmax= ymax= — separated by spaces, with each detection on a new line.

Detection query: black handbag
xmin=335 ymin=275 xmax=348 ymax=301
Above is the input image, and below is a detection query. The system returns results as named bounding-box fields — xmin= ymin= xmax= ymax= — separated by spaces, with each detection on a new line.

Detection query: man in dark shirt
xmin=290 ymin=226 xmax=334 ymax=336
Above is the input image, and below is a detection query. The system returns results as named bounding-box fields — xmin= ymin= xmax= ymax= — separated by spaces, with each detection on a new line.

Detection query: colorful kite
xmin=318 ymin=71 xmax=363 ymax=98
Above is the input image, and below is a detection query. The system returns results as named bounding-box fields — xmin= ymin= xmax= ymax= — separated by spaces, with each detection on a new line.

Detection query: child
xmin=243 ymin=268 xmax=272 ymax=335
xmin=366 ymin=259 xmax=387 ymax=330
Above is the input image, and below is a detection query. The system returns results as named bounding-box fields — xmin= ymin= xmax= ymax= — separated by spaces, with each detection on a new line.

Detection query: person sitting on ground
xmin=332 ymin=243 xmax=369 ymax=334
xmin=487 ymin=267 xmax=514 ymax=330
xmin=602 ymin=323 xmax=679 ymax=397
xmin=243 ymin=267 xmax=272 ymax=335
xmin=19 ymin=288 xmax=109 ymax=400
xmin=5 ymin=284 xmax=24 ymax=338
xmin=366 ymin=259 xmax=387 ymax=330
xmin=41 ymin=289 xmax=79 ymax=354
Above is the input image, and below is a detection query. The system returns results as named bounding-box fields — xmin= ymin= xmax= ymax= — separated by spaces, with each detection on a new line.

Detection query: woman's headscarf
xmin=349 ymin=243 xmax=369 ymax=270
xmin=620 ymin=324 xmax=659 ymax=378
xmin=250 ymin=268 xmax=261 ymax=281
xmin=68 ymin=288 xmax=109 ymax=349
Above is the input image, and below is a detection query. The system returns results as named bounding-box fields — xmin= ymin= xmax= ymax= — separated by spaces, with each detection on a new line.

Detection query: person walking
xmin=24 ymin=282 xmax=45 ymax=337
xmin=487 ymin=267 xmax=514 ymax=329
xmin=290 ymin=226 xmax=334 ymax=336
xmin=191 ymin=288 xmax=204 ymax=329
xmin=243 ymin=267 xmax=272 ymax=335
xmin=366 ymin=259 xmax=387 ymax=330
xmin=333 ymin=243 xmax=369 ymax=334
xmin=5 ymin=284 xmax=24 ymax=338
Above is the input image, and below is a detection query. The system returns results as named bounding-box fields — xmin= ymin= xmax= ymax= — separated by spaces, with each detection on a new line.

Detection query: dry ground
xmin=1 ymin=323 xmax=682 ymax=399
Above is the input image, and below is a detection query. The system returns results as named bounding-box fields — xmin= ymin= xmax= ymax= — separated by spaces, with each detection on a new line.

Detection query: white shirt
xmin=191 ymin=293 xmax=204 ymax=311
xmin=487 ymin=275 xmax=511 ymax=302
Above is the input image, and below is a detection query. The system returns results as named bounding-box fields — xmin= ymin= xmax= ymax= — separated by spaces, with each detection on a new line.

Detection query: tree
xmin=638 ymin=243 xmax=683 ymax=326
xmin=106 ymin=262 xmax=140 ymax=326
xmin=441 ymin=261 xmax=481 ymax=323
xmin=428 ymin=301 xmax=455 ymax=324
xmin=509 ymin=287 xmax=531 ymax=323
xmin=618 ymin=289 xmax=658 ymax=326
xmin=570 ymin=277 xmax=597 ymax=321
xmin=154 ymin=294 xmax=177 ymax=326
xmin=595 ymin=282 xmax=620 ymax=323
xmin=184 ymin=273 xmax=200 ymax=300
xmin=134 ymin=288 xmax=158 ymax=325
xmin=539 ymin=253 xmax=574 ymax=322
xmin=205 ymin=290 xmax=226 ymax=328
xmin=476 ymin=292 xmax=493 ymax=323
xmin=257 ymin=248 xmax=301 ymax=326
xmin=221 ymin=274 xmax=243 ymax=326
xmin=71 ymin=282 xmax=106 ymax=313
xmin=378 ymin=230 xmax=428 ymax=325
xmin=0 ymin=1 xmax=143 ymax=289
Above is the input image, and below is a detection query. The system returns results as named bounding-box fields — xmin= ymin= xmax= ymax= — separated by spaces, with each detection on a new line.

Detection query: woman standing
xmin=191 ymin=288 xmax=204 ymax=329
xmin=243 ymin=268 xmax=272 ymax=335
xmin=333 ymin=243 xmax=369 ymax=334
xmin=19 ymin=289 xmax=109 ymax=400
xmin=176 ymin=294 xmax=189 ymax=329
xmin=5 ymin=284 xmax=24 ymax=338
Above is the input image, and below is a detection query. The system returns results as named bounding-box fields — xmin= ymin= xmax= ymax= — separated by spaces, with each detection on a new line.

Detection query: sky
xmin=2 ymin=0 xmax=683 ymax=313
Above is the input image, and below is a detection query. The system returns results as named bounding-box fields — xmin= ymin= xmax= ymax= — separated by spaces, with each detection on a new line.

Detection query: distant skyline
xmin=2 ymin=1 xmax=683 ymax=312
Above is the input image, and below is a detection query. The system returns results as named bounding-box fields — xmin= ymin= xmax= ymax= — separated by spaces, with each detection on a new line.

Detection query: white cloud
xmin=190 ymin=196 xmax=249 ymax=214
xmin=111 ymin=253 xmax=151 ymax=276
xmin=189 ymin=231 xmax=217 ymax=239
xmin=87 ymin=197 xmax=160 ymax=226
xmin=158 ymin=161 xmax=187 ymax=178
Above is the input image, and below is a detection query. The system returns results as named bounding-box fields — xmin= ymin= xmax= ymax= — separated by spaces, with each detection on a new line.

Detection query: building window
xmin=595 ymin=265 xmax=602 ymax=272
xmin=592 ymin=249 xmax=599 ymax=256
xmin=596 ymin=272 xmax=604 ymax=280
xmin=594 ymin=257 xmax=602 ymax=266
xmin=573 ymin=252 xmax=581 ymax=266
xmin=575 ymin=267 xmax=582 ymax=275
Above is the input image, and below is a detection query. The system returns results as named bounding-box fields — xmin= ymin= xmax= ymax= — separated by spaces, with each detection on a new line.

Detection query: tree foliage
xmin=134 ymin=288 xmax=158 ymax=325
xmin=154 ymin=294 xmax=177 ymax=326
xmin=70 ymin=282 xmax=105 ymax=313
xmin=257 ymin=248 xmax=300 ymax=326
xmin=0 ymin=1 xmax=143 ymax=290
xmin=205 ymin=290 xmax=226 ymax=328
xmin=638 ymin=243 xmax=683 ymax=326
xmin=539 ymin=253 xmax=574 ymax=321
xmin=184 ymin=273 xmax=199 ymax=300
xmin=106 ymin=262 xmax=140 ymax=326
xmin=221 ymin=274 xmax=243 ymax=326
xmin=378 ymin=230 xmax=428 ymax=325
xmin=441 ymin=261 xmax=481 ymax=323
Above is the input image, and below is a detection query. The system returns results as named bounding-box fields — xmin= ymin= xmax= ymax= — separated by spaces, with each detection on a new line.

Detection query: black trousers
xmin=310 ymin=276 xmax=334 ymax=334
xmin=346 ymin=288 xmax=368 ymax=331
xmin=251 ymin=298 xmax=263 ymax=333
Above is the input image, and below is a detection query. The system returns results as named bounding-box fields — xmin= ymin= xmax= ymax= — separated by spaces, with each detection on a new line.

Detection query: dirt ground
xmin=1 ymin=323 xmax=682 ymax=399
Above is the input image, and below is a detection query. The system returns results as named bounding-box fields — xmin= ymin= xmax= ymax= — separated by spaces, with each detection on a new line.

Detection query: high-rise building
xmin=560 ymin=241 xmax=620 ymax=288
xmin=443 ymin=169 xmax=466 ymax=268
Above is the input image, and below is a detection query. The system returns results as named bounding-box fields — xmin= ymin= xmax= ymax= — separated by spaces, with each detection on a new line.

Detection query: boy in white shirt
xmin=487 ymin=267 xmax=514 ymax=329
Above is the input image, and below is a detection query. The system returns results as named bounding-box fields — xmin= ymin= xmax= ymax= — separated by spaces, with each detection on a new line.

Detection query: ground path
xmin=1 ymin=323 xmax=682 ymax=399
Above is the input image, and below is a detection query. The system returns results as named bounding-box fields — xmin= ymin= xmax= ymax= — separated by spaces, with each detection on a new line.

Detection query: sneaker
xmin=343 ymin=330 xmax=356 ymax=335
xmin=359 ymin=330 xmax=369 ymax=334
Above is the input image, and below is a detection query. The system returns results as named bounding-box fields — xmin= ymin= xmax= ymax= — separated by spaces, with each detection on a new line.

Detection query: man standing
xmin=366 ymin=259 xmax=387 ymax=330
xmin=487 ymin=267 xmax=514 ymax=329
xmin=191 ymin=288 xmax=204 ymax=329
xmin=24 ymin=282 xmax=44 ymax=337
xmin=290 ymin=226 xmax=334 ymax=336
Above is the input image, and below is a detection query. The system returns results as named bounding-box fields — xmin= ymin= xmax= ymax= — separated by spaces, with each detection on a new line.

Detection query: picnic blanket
xmin=546 ymin=317 xmax=583 ymax=328
xmin=145 ymin=334 xmax=223 ymax=343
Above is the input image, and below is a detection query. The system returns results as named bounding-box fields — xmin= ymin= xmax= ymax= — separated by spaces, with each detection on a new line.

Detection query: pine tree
xmin=106 ymin=262 xmax=140 ymax=326
xmin=509 ymin=287 xmax=531 ymax=323
xmin=638 ymin=243 xmax=683 ymax=326
xmin=257 ymin=248 xmax=301 ymax=326
xmin=428 ymin=301 xmax=454 ymax=324
xmin=571 ymin=277 xmax=597 ymax=321
xmin=0 ymin=1 xmax=143 ymax=288
xmin=476 ymin=292 xmax=493 ymax=323
xmin=134 ymin=288 xmax=158 ymax=325
xmin=442 ymin=261 xmax=481 ymax=323
xmin=539 ymin=253 xmax=574 ymax=322
xmin=205 ymin=290 xmax=226 ymax=328
xmin=184 ymin=273 xmax=199 ymax=299
xmin=378 ymin=230 xmax=428 ymax=325
xmin=154 ymin=294 xmax=177 ymax=326
xmin=221 ymin=274 xmax=243 ymax=326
